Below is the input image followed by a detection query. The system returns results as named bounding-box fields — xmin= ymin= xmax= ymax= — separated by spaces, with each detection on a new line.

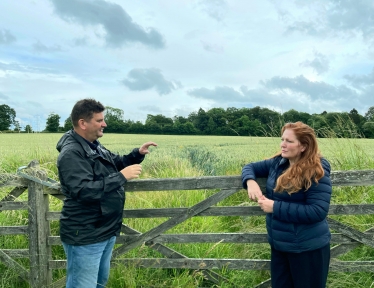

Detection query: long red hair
xmin=274 ymin=121 xmax=324 ymax=194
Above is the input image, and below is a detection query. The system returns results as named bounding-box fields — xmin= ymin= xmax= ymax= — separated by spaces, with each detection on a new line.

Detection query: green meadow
xmin=1 ymin=133 xmax=374 ymax=287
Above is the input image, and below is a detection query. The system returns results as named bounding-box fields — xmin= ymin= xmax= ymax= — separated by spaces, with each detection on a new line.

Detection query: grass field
xmin=1 ymin=133 xmax=374 ymax=287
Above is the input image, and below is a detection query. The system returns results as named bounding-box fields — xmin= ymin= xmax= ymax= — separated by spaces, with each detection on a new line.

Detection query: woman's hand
xmin=257 ymin=195 xmax=274 ymax=213
xmin=246 ymin=179 xmax=263 ymax=202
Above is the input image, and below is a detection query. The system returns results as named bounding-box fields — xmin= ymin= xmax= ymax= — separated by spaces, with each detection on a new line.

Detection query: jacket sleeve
xmin=57 ymin=148 xmax=127 ymax=203
xmin=110 ymin=148 xmax=145 ymax=171
xmin=272 ymin=158 xmax=332 ymax=224
xmin=242 ymin=158 xmax=274 ymax=189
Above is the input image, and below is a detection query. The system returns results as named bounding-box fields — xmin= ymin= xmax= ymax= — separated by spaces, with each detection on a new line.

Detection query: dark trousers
xmin=270 ymin=244 xmax=330 ymax=288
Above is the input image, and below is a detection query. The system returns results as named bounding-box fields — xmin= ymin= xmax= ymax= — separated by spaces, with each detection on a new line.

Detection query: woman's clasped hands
xmin=246 ymin=179 xmax=274 ymax=213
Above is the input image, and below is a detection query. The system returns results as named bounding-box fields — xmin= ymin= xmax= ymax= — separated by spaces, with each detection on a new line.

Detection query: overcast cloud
xmin=0 ymin=0 xmax=373 ymax=130
xmin=122 ymin=68 xmax=181 ymax=95
xmin=49 ymin=0 xmax=165 ymax=48
xmin=0 ymin=29 xmax=16 ymax=45
xmin=300 ymin=51 xmax=330 ymax=75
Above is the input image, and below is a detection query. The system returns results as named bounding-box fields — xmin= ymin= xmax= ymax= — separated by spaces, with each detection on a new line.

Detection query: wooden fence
xmin=0 ymin=160 xmax=374 ymax=287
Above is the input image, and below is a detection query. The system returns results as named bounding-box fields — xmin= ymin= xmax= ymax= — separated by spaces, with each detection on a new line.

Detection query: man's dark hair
xmin=70 ymin=99 xmax=105 ymax=127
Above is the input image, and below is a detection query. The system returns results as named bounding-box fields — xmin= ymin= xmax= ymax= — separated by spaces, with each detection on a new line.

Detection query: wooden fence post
xmin=27 ymin=160 xmax=52 ymax=287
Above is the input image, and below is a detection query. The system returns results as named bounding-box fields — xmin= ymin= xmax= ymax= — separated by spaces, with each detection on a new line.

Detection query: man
xmin=56 ymin=98 xmax=157 ymax=288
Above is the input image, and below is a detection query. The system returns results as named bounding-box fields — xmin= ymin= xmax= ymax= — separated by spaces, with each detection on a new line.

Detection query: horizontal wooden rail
xmin=48 ymin=232 xmax=374 ymax=246
xmin=45 ymin=204 xmax=374 ymax=221
xmin=49 ymin=258 xmax=271 ymax=270
xmin=41 ymin=170 xmax=374 ymax=195
xmin=0 ymin=201 xmax=28 ymax=211
xmin=1 ymin=249 xmax=29 ymax=258
xmin=3 ymin=170 xmax=374 ymax=193
xmin=0 ymin=226 xmax=28 ymax=235
xmin=329 ymin=260 xmax=374 ymax=272
xmin=0 ymin=175 xmax=28 ymax=188
xmin=48 ymin=258 xmax=374 ymax=272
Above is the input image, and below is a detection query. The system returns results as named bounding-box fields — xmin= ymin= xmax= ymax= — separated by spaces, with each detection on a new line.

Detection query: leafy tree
xmin=9 ymin=104 xmax=370 ymax=137
xmin=225 ymin=107 xmax=247 ymax=133
xmin=232 ymin=115 xmax=250 ymax=136
xmin=232 ymin=116 xmax=263 ymax=136
xmin=121 ymin=120 xmax=133 ymax=133
xmin=322 ymin=112 xmax=359 ymax=138
xmin=129 ymin=121 xmax=145 ymax=133
xmin=105 ymin=106 xmax=124 ymax=123
xmin=225 ymin=107 xmax=242 ymax=123
xmin=348 ymin=108 xmax=362 ymax=125
xmin=145 ymin=122 xmax=162 ymax=134
xmin=249 ymin=106 xmax=282 ymax=135
xmin=362 ymin=107 xmax=374 ymax=138
xmin=173 ymin=121 xmax=197 ymax=135
xmin=173 ymin=115 xmax=188 ymax=124
xmin=364 ymin=106 xmax=374 ymax=121
xmin=104 ymin=106 xmax=126 ymax=133
xmin=63 ymin=117 xmax=73 ymax=131
xmin=206 ymin=108 xmax=227 ymax=135
xmin=45 ymin=113 xmax=60 ymax=132
xmin=206 ymin=117 xmax=216 ymax=135
xmin=283 ymin=109 xmax=299 ymax=123
xmin=283 ymin=109 xmax=311 ymax=124
xmin=146 ymin=114 xmax=173 ymax=128
xmin=162 ymin=124 xmax=175 ymax=134
xmin=0 ymin=104 xmax=16 ymax=131
xmin=107 ymin=121 xmax=127 ymax=133
xmin=14 ymin=120 xmax=21 ymax=132
xmin=173 ymin=120 xmax=182 ymax=133
xmin=362 ymin=122 xmax=374 ymax=138
xmin=25 ymin=124 xmax=33 ymax=133
xmin=307 ymin=114 xmax=329 ymax=137
xmin=180 ymin=122 xmax=197 ymax=135
xmin=190 ymin=108 xmax=209 ymax=134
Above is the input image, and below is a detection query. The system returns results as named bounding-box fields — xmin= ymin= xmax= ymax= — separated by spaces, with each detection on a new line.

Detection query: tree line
xmin=1 ymin=104 xmax=374 ymax=138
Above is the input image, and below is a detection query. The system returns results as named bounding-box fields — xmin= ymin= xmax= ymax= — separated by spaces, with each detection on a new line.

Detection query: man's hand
xmin=120 ymin=164 xmax=142 ymax=180
xmin=257 ymin=195 xmax=274 ymax=213
xmin=139 ymin=142 xmax=158 ymax=155
xmin=246 ymin=179 xmax=263 ymax=202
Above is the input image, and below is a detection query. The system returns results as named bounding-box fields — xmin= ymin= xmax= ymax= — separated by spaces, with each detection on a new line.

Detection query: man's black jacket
xmin=56 ymin=130 xmax=144 ymax=245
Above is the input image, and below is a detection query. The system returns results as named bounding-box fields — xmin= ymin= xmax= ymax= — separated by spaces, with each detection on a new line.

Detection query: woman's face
xmin=280 ymin=128 xmax=305 ymax=165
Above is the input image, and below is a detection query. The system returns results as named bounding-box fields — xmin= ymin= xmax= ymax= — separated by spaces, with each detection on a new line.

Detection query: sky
xmin=0 ymin=0 xmax=374 ymax=131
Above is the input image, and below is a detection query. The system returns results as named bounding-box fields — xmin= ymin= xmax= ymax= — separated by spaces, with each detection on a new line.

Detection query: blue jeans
xmin=62 ymin=236 xmax=116 ymax=288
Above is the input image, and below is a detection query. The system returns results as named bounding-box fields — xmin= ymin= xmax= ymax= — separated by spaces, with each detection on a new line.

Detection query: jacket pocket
xmin=100 ymin=187 xmax=124 ymax=216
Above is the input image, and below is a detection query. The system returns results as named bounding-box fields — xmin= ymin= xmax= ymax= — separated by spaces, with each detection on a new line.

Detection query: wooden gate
xmin=0 ymin=160 xmax=374 ymax=287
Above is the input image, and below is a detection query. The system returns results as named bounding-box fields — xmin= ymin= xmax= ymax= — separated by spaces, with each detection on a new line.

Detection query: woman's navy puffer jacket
xmin=242 ymin=156 xmax=332 ymax=253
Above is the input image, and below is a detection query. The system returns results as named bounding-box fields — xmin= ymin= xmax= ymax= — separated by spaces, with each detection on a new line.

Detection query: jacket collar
xmin=70 ymin=130 xmax=100 ymax=158
xmin=278 ymin=157 xmax=290 ymax=168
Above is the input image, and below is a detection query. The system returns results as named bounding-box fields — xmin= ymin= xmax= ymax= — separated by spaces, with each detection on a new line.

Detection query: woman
xmin=242 ymin=121 xmax=332 ymax=288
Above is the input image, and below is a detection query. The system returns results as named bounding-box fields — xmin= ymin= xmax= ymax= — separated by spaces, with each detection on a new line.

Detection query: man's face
xmin=83 ymin=112 xmax=107 ymax=142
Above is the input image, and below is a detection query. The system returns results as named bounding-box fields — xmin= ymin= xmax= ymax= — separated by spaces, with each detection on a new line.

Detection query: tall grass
xmin=0 ymin=132 xmax=374 ymax=287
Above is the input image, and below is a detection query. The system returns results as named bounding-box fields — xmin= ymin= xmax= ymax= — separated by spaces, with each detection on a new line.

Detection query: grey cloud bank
xmin=122 ymin=68 xmax=181 ymax=95
xmin=49 ymin=0 xmax=165 ymax=49
xmin=0 ymin=0 xmax=373 ymax=130
xmin=0 ymin=29 xmax=16 ymax=45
